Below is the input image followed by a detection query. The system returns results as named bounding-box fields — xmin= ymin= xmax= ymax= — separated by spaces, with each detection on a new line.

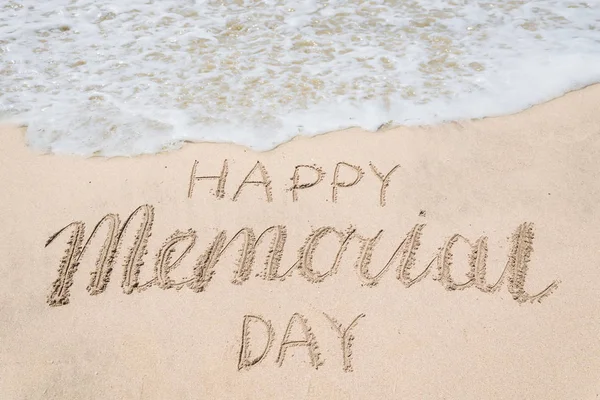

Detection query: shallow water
xmin=1 ymin=0 xmax=599 ymax=156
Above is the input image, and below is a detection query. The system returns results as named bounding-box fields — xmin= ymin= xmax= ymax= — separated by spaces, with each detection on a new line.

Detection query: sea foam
xmin=1 ymin=0 xmax=600 ymax=156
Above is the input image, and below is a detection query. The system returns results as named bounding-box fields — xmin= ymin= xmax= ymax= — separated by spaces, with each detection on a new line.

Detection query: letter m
xmin=45 ymin=204 xmax=154 ymax=307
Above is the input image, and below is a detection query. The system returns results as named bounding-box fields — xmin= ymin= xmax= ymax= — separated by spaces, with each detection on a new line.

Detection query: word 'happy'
xmin=188 ymin=160 xmax=401 ymax=206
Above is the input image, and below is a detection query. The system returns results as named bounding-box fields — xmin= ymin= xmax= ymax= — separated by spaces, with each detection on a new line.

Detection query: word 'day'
xmin=238 ymin=312 xmax=365 ymax=372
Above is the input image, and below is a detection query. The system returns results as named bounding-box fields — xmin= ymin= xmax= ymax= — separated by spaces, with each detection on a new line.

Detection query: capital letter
xmin=233 ymin=161 xmax=273 ymax=202
xmin=331 ymin=162 xmax=363 ymax=203
xmin=369 ymin=162 xmax=400 ymax=207
xmin=276 ymin=313 xmax=323 ymax=369
xmin=188 ymin=159 xmax=228 ymax=199
xmin=45 ymin=204 xmax=155 ymax=306
xmin=238 ymin=315 xmax=274 ymax=370
xmin=324 ymin=313 xmax=365 ymax=372
xmin=290 ymin=165 xmax=325 ymax=202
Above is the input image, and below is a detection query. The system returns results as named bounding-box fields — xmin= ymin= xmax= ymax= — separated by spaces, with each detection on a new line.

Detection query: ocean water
xmin=1 ymin=0 xmax=599 ymax=156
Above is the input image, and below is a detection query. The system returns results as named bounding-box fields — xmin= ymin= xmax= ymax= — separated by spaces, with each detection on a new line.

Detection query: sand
xmin=1 ymin=85 xmax=600 ymax=399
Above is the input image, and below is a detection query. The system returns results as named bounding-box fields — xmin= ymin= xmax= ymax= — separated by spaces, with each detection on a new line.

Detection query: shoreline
xmin=2 ymin=82 xmax=600 ymax=158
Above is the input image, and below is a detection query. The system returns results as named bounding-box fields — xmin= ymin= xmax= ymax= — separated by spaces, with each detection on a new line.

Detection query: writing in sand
xmin=43 ymin=159 xmax=560 ymax=371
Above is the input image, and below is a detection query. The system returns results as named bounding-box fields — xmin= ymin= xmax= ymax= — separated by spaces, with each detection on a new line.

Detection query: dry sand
xmin=1 ymin=85 xmax=600 ymax=399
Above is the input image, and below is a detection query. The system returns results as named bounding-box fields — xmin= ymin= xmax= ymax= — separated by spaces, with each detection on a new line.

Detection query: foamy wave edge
xmin=10 ymin=64 xmax=600 ymax=157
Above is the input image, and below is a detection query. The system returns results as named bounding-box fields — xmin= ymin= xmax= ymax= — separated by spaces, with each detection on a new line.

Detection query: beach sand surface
xmin=1 ymin=86 xmax=600 ymax=399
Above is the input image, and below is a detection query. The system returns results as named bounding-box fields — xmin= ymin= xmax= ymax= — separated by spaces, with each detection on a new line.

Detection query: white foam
xmin=1 ymin=0 xmax=599 ymax=156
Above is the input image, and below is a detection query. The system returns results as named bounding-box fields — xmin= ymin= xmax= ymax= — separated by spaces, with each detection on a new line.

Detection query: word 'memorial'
xmin=45 ymin=204 xmax=560 ymax=307
xmin=188 ymin=160 xmax=401 ymax=206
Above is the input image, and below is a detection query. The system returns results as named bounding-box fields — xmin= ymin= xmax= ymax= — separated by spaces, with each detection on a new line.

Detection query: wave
xmin=1 ymin=0 xmax=599 ymax=155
